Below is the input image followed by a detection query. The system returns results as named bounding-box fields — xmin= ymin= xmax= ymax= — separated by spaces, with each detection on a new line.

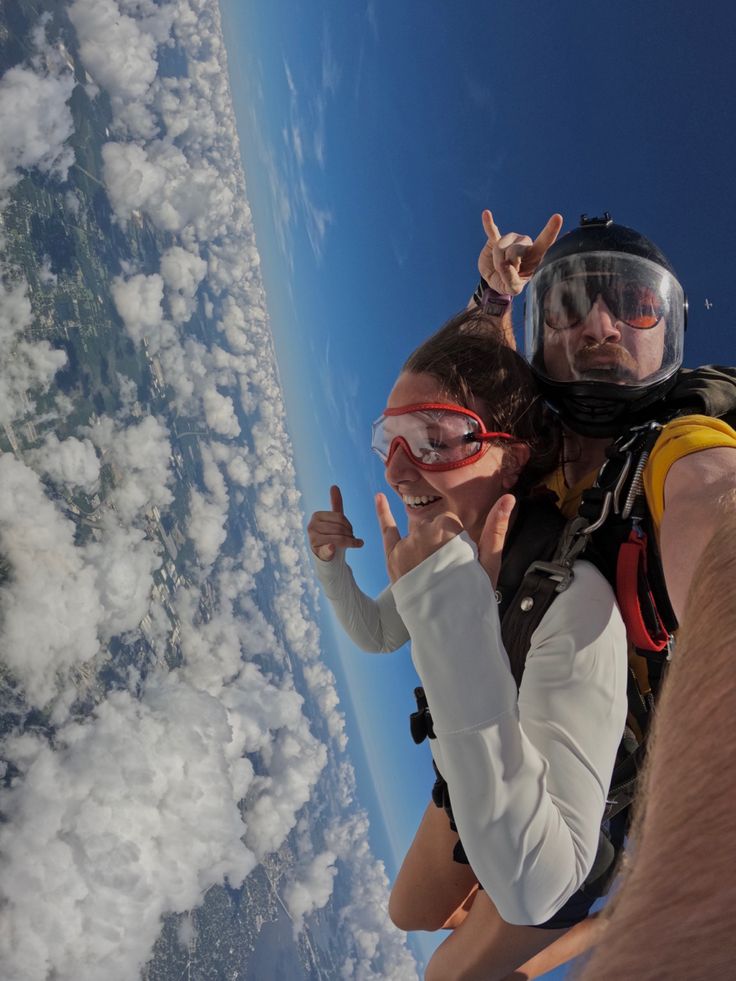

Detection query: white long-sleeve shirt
xmin=314 ymin=534 xmax=628 ymax=925
xmin=313 ymin=548 xmax=409 ymax=652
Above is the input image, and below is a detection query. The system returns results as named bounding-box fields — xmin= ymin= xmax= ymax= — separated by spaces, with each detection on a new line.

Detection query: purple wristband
xmin=473 ymin=278 xmax=513 ymax=314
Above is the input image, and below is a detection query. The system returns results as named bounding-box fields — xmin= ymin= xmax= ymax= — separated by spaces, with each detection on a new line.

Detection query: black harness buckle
xmin=409 ymin=687 xmax=435 ymax=744
xmin=523 ymin=560 xmax=575 ymax=593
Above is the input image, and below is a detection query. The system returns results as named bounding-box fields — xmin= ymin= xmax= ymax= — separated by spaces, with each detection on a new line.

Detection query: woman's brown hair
xmin=402 ymin=308 xmax=561 ymax=491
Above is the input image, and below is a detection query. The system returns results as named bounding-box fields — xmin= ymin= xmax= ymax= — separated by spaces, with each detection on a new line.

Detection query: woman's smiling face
xmin=383 ymin=371 xmax=526 ymax=544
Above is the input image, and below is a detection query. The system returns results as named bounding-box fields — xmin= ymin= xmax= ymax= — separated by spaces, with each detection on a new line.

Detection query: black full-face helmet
xmin=525 ymin=213 xmax=687 ymax=436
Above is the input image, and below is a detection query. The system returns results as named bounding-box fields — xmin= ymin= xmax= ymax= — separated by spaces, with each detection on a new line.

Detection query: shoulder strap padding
xmin=665 ymin=365 xmax=736 ymax=421
xmin=498 ymin=494 xmax=569 ymax=689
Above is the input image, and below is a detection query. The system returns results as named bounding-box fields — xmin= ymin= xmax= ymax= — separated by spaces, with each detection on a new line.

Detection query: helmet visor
xmin=525 ymin=253 xmax=685 ymax=389
xmin=371 ymin=403 xmax=513 ymax=471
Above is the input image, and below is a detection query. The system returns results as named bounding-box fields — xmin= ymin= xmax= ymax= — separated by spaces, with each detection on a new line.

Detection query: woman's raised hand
xmin=307 ymin=485 xmax=364 ymax=561
xmin=375 ymin=493 xmax=464 ymax=583
xmin=476 ymin=494 xmax=516 ymax=589
xmin=478 ymin=210 xmax=563 ymax=296
xmin=375 ymin=492 xmax=515 ymax=588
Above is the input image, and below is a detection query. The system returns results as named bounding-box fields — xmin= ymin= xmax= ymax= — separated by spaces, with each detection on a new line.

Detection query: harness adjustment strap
xmin=603 ymin=742 xmax=648 ymax=821
xmin=616 ymin=528 xmax=672 ymax=652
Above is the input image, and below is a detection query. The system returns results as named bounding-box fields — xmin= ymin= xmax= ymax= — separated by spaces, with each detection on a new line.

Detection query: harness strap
xmin=501 ymin=509 xmax=590 ymax=689
xmin=616 ymin=527 xmax=672 ymax=652
xmin=625 ymin=667 xmax=651 ymax=738
xmin=502 ymin=569 xmax=569 ymax=688
xmin=604 ymin=741 xmax=648 ymax=821
xmin=579 ymin=420 xmax=677 ymax=656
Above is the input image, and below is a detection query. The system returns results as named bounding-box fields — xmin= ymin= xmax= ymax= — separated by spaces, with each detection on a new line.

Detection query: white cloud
xmin=0 ymin=275 xmax=67 ymax=427
xmin=85 ymin=414 xmax=174 ymax=523
xmin=366 ymin=1 xmax=379 ymax=41
xmin=188 ymin=485 xmax=228 ymax=569
xmin=68 ymin=0 xmax=169 ymax=139
xmin=117 ymin=0 xmax=178 ymax=44
xmin=0 ymin=3 xmax=419 ymax=976
xmin=210 ymin=440 xmax=253 ymax=488
xmin=202 ymin=384 xmax=240 ymax=437
xmin=174 ymin=579 xmax=329 ymax=868
xmin=64 ymin=189 xmax=81 ymax=216
xmin=241 ymin=712 xmax=328 ymax=861
xmin=160 ymin=245 xmax=207 ymax=325
xmin=258 ymin=53 xmax=335 ymax=265
xmin=0 ymin=456 xmax=102 ymax=709
xmin=28 ymin=433 xmax=101 ymax=494
xmin=84 ymin=516 xmax=162 ymax=640
xmin=101 ymin=141 xmax=168 ymax=222
xmin=102 ymin=139 xmax=235 ymax=238
xmin=0 ymin=677 xmax=255 ymax=981
xmin=111 ymin=271 xmax=167 ymax=347
xmin=326 ymin=815 xmax=418 ymax=981
xmin=186 ymin=445 xmax=229 ymax=569
xmin=284 ymin=850 xmax=338 ymax=936
xmin=38 ymin=255 xmax=57 ymax=286
xmin=299 ymin=173 xmax=332 ymax=261
xmin=303 ymin=662 xmax=347 ymax=751
xmin=0 ymin=60 xmax=75 ymax=195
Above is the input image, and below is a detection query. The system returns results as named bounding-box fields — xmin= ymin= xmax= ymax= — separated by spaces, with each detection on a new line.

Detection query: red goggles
xmin=371 ymin=403 xmax=514 ymax=472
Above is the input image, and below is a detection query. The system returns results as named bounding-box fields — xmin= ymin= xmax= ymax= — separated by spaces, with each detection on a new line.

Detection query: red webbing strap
xmin=616 ymin=529 xmax=670 ymax=652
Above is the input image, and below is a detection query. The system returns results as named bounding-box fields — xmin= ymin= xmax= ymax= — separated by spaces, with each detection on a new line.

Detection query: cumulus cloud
xmin=160 ymin=245 xmax=207 ymax=325
xmin=0 ymin=59 xmax=75 ymax=195
xmin=303 ymin=662 xmax=347 ymax=752
xmin=84 ymin=517 xmax=162 ymax=640
xmin=202 ymin=384 xmax=240 ymax=437
xmin=175 ymin=582 xmax=328 ymax=867
xmin=241 ymin=709 xmax=328 ymax=861
xmin=0 ymin=275 xmax=67 ymax=427
xmin=28 ymin=433 xmax=101 ymax=494
xmin=68 ymin=0 xmax=170 ymax=139
xmin=111 ymin=271 xmax=167 ymax=347
xmin=187 ymin=445 xmax=229 ymax=569
xmin=64 ymin=188 xmax=81 ymax=216
xmin=38 ymin=255 xmax=57 ymax=286
xmin=71 ymin=0 xmax=159 ymax=96
xmin=284 ymin=850 xmax=338 ymax=936
xmin=0 ymin=2 xmax=419 ymax=977
xmin=117 ymin=0 xmax=178 ymax=44
xmin=101 ymin=141 xmax=167 ymax=221
xmin=0 ymin=677 xmax=255 ymax=981
xmin=85 ymin=414 xmax=174 ymax=523
xmin=0 ymin=453 xmax=160 ymax=706
xmin=325 ymin=814 xmax=419 ymax=980
xmin=0 ymin=456 xmax=102 ymax=708
xmin=210 ymin=440 xmax=253 ymax=488
xmin=102 ymin=139 xmax=234 ymax=238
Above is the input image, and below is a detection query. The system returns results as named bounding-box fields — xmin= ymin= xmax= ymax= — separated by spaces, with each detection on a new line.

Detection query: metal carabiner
xmin=582 ymin=490 xmax=613 ymax=534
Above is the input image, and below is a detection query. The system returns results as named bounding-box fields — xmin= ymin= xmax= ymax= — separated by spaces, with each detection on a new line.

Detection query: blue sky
xmin=220 ymin=0 xmax=735 ymax=971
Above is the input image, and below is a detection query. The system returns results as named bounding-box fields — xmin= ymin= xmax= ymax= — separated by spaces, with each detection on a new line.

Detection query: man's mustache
xmin=573 ymin=342 xmax=639 ymax=380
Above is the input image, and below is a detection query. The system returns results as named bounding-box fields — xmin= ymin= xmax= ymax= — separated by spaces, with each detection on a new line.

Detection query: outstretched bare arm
xmin=579 ymin=503 xmax=736 ymax=980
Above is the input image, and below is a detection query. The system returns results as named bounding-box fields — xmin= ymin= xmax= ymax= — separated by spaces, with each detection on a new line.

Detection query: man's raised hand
xmin=307 ymin=485 xmax=364 ymax=561
xmin=478 ymin=210 xmax=563 ymax=296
